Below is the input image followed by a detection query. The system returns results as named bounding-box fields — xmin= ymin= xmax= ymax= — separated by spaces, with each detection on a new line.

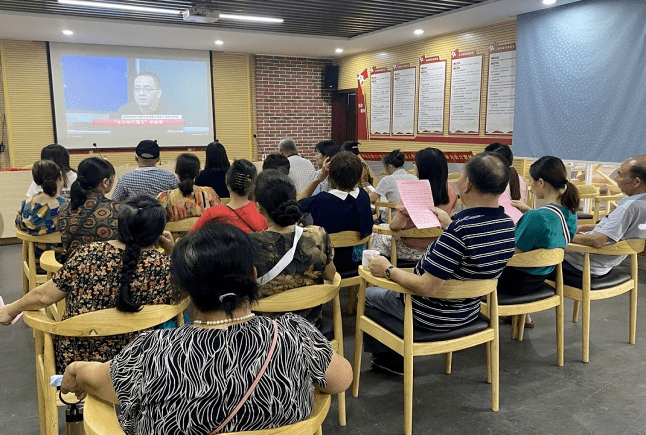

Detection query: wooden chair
xmin=481 ymin=249 xmax=565 ymax=366
xmin=353 ymin=266 xmax=499 ymax=435
xmin=591 ymin=192 xmax=625 ymax=223
xmin=39 ymin=250 xmax=66 ymax=321
xmin=23 ymin=298 xmax=190 ymax=435
xmin=164 ymin=216 xmax=200 ymax=241
xmin=253 ymin=273 xmax=345 ymax=427
xmin=15 ymin=230 xmax=61 ymax=295
xmin=563 ymin=239 xmax=645 ymax=363
xmin=372 ymin=225 xmax=442 ymax=268
xmin=328 ymin=231 xmax=371 ymax=314
xmin=374 ymin=201 xmax=397 ymax=223
xmin=448 ymin=171 xmax=461 ymax=183
xmin=83 ymin=390 xmax=331 ymax=435
xmin=574 ymin=184 xmax=600 ymax=224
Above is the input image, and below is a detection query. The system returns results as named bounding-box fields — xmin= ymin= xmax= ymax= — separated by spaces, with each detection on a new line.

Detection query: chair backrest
xmin=448 ymin=172 xmax=461 ymax=183
xmin=374 ymin=201 xmax=397 ymax=223
xmin=566 ymin=239 xmax=645 ymax=257
xmin=506 ymin=248 xmax=564 ymax=268
xmin=83 ymin=390 xmax=331 ymax=435
xmin=328 ymin=231 xmax=371 ymax=249
xmin=164 ymin=217 xmax=199 ymax=240
xmin=372 ymin=225 xmax=442 ymax=265
xmin=16 ymin=230 xmax=62 ymax=293
xmin=575 ymin=184 xmax=600 ymax=199
xmin=23 ymin=297 xmax=191 ymax=337
xmin=254 ymin=273 xmax=341 ymax=312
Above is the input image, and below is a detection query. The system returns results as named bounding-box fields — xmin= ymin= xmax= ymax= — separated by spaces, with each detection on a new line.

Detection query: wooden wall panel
xmin=335 ymin=20 xmax=517 ymax=156
xmin=211 ymin=52 xmax=255 ymax=161
xmin=1 ymin=40 xmax=55 ymax=167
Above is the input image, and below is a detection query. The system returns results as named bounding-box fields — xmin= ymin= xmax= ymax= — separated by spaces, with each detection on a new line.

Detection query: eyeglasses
xmin=132 ymin=86 xmax=160 ymax=94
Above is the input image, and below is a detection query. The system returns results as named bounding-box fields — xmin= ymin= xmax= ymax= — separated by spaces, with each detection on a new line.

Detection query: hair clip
xmin=218 ymin=293 xmax=237 ymax=303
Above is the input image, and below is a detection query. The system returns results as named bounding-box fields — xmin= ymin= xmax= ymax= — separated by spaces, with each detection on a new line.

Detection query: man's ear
xmin=463 ymin=177 xmax=473 ymax=194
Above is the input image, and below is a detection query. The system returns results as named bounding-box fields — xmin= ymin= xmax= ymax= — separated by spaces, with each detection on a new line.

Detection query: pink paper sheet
xmin=498 ymin=189 xmax=523 ymax=224
xmin=397 ymin=180 xmax=441 ymax=229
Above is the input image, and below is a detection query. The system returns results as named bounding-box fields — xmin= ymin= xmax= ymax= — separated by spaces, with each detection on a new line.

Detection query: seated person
xmin=26 ymin=144 xmax=77 ymax=198
xmin=249 ymin=170 xmax=335 ymax=325
xmin=370 ymin=148 xmax=458 ymax=261
xmin=1 ymin=196 xmax=180 ymax=372
xmin=365 ymin=153 xmax=516 ymax=374
xmin=262 ymin=153 xmax=290 ymax=175
xmin=195 ymin=141 xmax=231 ymax=198
xmin=16 ymin=160 xmax=67 ymax=260
xmin=485 ymin=142 xmax=528 ymax=203
xmin=299 ymin=152 xmax=373 ymax=275
xmin=192 ymin=159 xmax=267 ymax=233
xmin=369 ymin=149 xmax=418 ymax=222
xmin=563 ymin=155 xmax=646 ymax=276
xmin=500 ymin=156 xmax=579 ymax=326
xmin=58 ymin=222 xmax=352 ymax=434
xmin=56 ymin=157 xmax=120 ymax=262
xmin=308 ymin=140 xmax=340 ymax=195
xmin=341 ymin=140 xmax=374 ymax=187
xmin=157 ymin=153 xmax=220 ymax=222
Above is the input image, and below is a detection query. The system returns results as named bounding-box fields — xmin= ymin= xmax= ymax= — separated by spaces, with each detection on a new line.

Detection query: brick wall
xmin=255 ymin=55 xmax=333 ymax=161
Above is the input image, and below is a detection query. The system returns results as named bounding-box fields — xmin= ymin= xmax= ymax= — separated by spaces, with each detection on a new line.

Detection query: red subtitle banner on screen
xmin=361 ymin=151 xmax=473 ymax=163
xmin=92 ymin=119 xmax=184 ymax=127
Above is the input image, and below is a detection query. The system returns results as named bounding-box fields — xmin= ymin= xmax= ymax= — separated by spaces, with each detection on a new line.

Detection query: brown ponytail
xmin=560 ymin=181 xmax=580 ymax=214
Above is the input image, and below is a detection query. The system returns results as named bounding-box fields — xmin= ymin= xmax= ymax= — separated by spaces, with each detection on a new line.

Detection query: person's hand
xmin=511 ymin=200 xmax=531 ymax=213
xmin=315 ymin=157 xmax=330 ymax=183
xmin=157 ymin=231 xmax=175 ymax=254
xmin=432 ymin=207 xmax=452 ymax=230
xmin=576 ymin=224 xmax=596 ymax=234
xmin=0 ymin=305 xmax=17 ymax=325
xmin=61 ymin=363 xmax=88 ymax=401
xmin=368 ymin=255 xmax=392 ymax=278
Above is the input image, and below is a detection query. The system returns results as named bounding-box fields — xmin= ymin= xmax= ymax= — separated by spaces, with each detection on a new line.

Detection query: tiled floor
xmin=2 ymin=242 xmax=646 ymax=434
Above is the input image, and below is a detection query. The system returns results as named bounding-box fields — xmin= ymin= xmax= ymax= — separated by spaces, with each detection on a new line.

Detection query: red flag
xmin=357 ymin=69 xmax=368 ymax=140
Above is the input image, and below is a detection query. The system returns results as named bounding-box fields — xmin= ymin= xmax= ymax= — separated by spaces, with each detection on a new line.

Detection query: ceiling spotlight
xmin=219 ymin=13 xmax=283 ymax=23
xmin=62 ymin=29 xmax=74 ymax=36
xmin=58 ymin=0 xmax=181 ymax=14
xmin=414 ymin=29 xmax=424 ymax=35
xmin=543 ymin=0 xmax=556 ymax=4
xmin=215 ymin=40 xmax=224 ymax=45
xmin=335 ymin=48 xmax=344 ymax=53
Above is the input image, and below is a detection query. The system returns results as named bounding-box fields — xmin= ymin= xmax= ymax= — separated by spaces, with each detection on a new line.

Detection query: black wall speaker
xmin=323 ymin=65 xmax=339 ymax=90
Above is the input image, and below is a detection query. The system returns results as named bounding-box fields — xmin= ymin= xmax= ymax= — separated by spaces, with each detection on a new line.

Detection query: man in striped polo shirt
xmin=366 ymin=153 xmax=516 ymax=374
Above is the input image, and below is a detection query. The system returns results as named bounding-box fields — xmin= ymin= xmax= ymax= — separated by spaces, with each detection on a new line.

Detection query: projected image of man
xmin=118 ymin=72 xmax=170 ymax=115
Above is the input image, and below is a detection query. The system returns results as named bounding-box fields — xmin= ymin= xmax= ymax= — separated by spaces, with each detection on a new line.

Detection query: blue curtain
xmin=513 ymin=0 xmax=646 ymax=162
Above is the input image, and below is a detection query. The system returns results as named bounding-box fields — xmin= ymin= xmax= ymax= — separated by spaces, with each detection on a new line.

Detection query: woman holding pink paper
xmin=370 ymin=148 xmax=457 ymax=262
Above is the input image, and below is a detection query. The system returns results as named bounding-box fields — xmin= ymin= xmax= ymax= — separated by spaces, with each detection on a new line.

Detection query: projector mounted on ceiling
xmin=182 ymin=7 xmax=221 ymax=24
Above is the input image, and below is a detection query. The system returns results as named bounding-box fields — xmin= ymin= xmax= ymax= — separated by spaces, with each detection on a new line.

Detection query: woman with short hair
xmin=56 ymin=222 xmax=352 ymax=434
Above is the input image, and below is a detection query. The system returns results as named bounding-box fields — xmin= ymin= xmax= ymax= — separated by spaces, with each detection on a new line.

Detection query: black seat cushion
xmin=396 ymin=259 xmax=419 ymax=269
xmin=318 ymin=316 xmax=335 ymax=340
xmin=576 ymin=211 xmax=594 ymax=220
xmin=339 ymin=268 xmax=359 ymax=279
xmin=497 ymin=283 xmax=556 ymax=305
xmin=364 ymin=307 xmax=490 ymax=342
xmin=559 ymin=262 xmax=632 ymax=290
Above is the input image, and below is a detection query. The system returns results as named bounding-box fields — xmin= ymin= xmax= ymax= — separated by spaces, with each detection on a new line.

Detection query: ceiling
xmin=0 ymin=0 xmax=583 ymax=57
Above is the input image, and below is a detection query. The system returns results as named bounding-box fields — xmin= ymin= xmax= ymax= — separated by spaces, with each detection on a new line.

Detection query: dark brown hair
xmin=329 ymin=151 xmax=363 ymax=191
xmin=529 ymin=156 xmax=580 ymax=213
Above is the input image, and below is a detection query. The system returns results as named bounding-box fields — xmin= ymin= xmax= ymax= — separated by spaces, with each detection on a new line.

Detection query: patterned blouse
xmin=249 ymin=226 xmax=334 ymax=324
xmin=51 ymin=242 xmax=179 ymax=372
xmin=56 ymin=192 xmax=120 ymax=259
xmin=15 ymin=196 xmax=67 ymax=259
xmin=111 ymin=314 xmax=332 ymax=435
xmin=156 ymin=185 xmax=221 ymax=222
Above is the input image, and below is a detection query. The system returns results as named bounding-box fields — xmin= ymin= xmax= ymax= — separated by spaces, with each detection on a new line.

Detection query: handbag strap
xmin=227 ymin=205 xmax=260 ymax=232
xmin=257 ymin=226 xmax=304 ymax=286
xmin=210 ymin=320 xmax=279 ymax=434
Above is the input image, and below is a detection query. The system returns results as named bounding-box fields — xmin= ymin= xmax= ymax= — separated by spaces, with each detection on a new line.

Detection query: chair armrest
xmin=566 ymin=240 xmax=645 ymax=255
xmin=84 ymin=395 xmax=125 ymax=435
xmin=372 ymin=225 xmax=393 ymax=236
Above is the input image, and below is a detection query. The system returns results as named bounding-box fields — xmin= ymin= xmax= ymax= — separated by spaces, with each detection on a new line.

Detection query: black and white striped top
xmin=411 ymin=206 xmax=516 ymax=330
xmin=110 ymin=314 xmax=332 ymax=435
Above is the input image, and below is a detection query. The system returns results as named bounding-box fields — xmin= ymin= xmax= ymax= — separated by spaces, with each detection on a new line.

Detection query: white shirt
xmin=287 ymin=155 xmax=315 ymax=193
xmin=26 ymin=169 xmax=77 ymax=198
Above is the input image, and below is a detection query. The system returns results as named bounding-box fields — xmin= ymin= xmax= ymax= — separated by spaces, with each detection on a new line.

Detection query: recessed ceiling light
xmin=219 ymin=13 xmax=283 ymax=23
xmin=215 ymin=40 xmax=224 ymax=45
xmin=414 ymin=29 xmax=424 ymax=35
xmin=543 ymin=0 xmax=556 ymax=5
xmin=62 ymin=29 xmax=74 ymax=36
xmin=335 ymin=48 xmax=344 ymax=53
xmin=58 ymin=0 xmax=181 ymax=14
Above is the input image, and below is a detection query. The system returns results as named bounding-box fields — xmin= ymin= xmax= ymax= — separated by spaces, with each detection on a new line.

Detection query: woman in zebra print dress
xmin=60 ymin=222 xmax=352 ymax=435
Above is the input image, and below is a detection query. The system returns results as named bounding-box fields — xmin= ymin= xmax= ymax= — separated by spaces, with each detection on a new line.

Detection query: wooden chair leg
xmin=352 ymin=284 xmax=366 ymax=398
xmin=511 ymin=315 xmax=519 ymax=340
xmin=572 ymin=300 xmax=580 ymax=323
xmin=337 ymin=392 xmax=346 ymax=427
xmin=556 ymin=303 xmax=564 ymax=367
xmin=486 ymin=341 xmax=491 ymax=384
xmin=629 ymin=282 xmax=638 ymax=345
xmin=444 ymin=352 xmax=452 ymax=375
xmin=316 ymin=426 xmax=323 ymax=435
xmin=517 ymin=314 xmax=526 ymax=342
xmin=582 ymin=296 xmax=591 ymax=363
xmin=491 ymin=339 xmax=500 ymax=412
xmin=403 ymin=351 xmax=414 ymax=435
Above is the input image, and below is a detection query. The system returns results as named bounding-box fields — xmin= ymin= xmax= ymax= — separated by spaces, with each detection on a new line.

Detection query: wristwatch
xmin=384 ymin=265 xmax=394 ymax=280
